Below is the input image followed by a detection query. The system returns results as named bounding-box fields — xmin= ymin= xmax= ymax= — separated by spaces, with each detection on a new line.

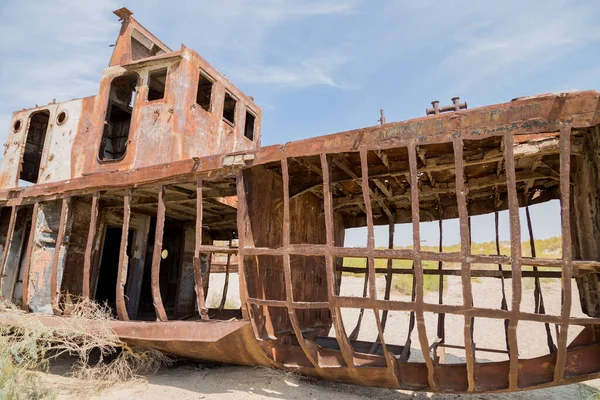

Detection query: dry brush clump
xmin=0 ymin=298 xmax=171 ymax=400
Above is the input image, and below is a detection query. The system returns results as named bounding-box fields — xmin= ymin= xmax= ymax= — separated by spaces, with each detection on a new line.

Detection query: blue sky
xmin=0 ymin=0 xmax=598 ymax=246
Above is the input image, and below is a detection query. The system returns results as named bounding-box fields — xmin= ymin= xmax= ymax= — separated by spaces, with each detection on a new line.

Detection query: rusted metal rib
xmin=345 ymin=153 xmax=370 ymax=341
xmin=246 ymin=298 xmax=331 ymax=309
xmin=20 ymin=203 xmax=39 ymax=310
xmin=337 ymin=266 xmax=562 ymax=279
xmin=82 ymin=191 xmax=100 ymax=298
xmin=50 ymin=198 xmax=69 ymax=315
xmin=236 ymin=172 xmax=251 ymax=321
xmin=320 ymin=153 xmax=356 ymax=368
xmin=239 ymin=243 xmax=584 ymax=270
xmin=151 ymin=186 xmax=168 ymax=321
xmin=409 ymin=145 xmax=436 ymax=390
xmin=282 ymin=158 xmax=325 ymax=370
xmin=554 ymin=125 xmax=573 ymax=382
xmin=360 ymin=150 xmax=377 ymax=301
xmin=453 ymin=138 xmax=476 ymax=391
xmin=0 ymin=206 xmax=18 ymax=301
xmin=236 ymin=170 xmax=271 ymax=342
xmin=359 ymin=149 xmax=395 ymax=371
xmin=504 ymin=133 xmax=522 ymax=390
xmin=193 ymin=178 xmax=209 ymax=320
xmin=116 ymin=189 xmax=131 ymax=321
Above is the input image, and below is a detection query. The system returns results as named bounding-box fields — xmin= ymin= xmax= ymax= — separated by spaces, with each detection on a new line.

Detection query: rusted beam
xmin=320 ymin=153 xmax=356 ymax=368
xmin=374 ymin=149 xmax=389 ymax=168
xmin=116 ymin=189 xmax=131 ymax=321
xmin=359 ymin=148 xmax=395 ymax=372
xmin=336 ymin=266 xmax=562 ymax=278
xmin=290 ymin=156 xmax=322 ymax=176
xmin=50 ymin=198 xmax=70 ymax=315
xmin=151 ymin=186 xmax=168 ymax=321
xmin=241 ymin=244 xmax=599 ymax=271
xmin=409 ymin=145 xmax=436 ymax=390
xmin=347 ymin=151 xmax=379 ymax=342
xmin=504 ymin=133 xmax=522 ymax=391
xmin=554 ymin=125 xmax=573 ymax=383
xmin=20 ymin=203 xmax=39 ymax=310
xmin=236 ymin=171 xmax=252 ymax=322
xmin=373 ymin=178 xmax=393 ymax=199
xmin=281 ymin=158 xmax=321 ymax=370
xmin=193 ymin=178 xmax=209 ymax=320
xmin=453 ymin=138 xmax=475 ymax=392
xmin=82 ymin=191 xmax=100 ymax=298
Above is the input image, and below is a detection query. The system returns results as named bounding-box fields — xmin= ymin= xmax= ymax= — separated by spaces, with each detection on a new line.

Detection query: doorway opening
xmin=94 ymin=226 xmax=134 ymax=315
xmin=20 ymin=110 xmax=50 ymax=184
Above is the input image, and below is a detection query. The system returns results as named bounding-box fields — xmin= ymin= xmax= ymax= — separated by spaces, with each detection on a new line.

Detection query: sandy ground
xmin=44 ymin=361 xmax=600 ymax=400
xmin=42 ymin=273 xmax=600 ymax=399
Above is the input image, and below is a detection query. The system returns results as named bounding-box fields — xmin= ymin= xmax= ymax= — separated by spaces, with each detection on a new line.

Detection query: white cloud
xmin=204 ymin=0 xmax=355 ymax=20
xmin=227 ymin=49 xmax=353 ymax=88
xmin=430 ymin=1 xmax=600 ymax=93
xmin=166 ymin=0 xmax=358 ymax=89
xmin=0 ymin=0 xmax=118 ymax=136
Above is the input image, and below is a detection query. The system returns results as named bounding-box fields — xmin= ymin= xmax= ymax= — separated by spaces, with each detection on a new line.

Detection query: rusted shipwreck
xmin=1 ymin=7 xmax=600 ymax=394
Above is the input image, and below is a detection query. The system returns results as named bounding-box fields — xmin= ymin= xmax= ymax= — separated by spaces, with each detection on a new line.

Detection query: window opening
xmin=244 ymin=110 xmax=256 ymax=140
xmin=20 ymin=110 xmax=50 ymax=184
xmin=98 ymin=73 xmax=138 ymax=161
xmin=196 ymin=71 xmax=213 ymax=111
xmin=147 ymin=68 xmax=167 ymax=101
xmin=223 ymin=92 xmax=236 ymax=124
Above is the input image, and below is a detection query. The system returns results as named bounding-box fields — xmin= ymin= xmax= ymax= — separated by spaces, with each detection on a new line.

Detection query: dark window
xmin=223 ymin=93 xmax=236 ymax=124
xmin=148 ymin=68 xmax=167 ymax=101
xmin=20 ymin=110 xmax=49 ymax=184
xmin=99 ymin=73 xmax=138 ymax=161
xmin=195 ymin=71 xmax=213 ymax=111
xmin=244 ymin=111 xmax=256 ymax=141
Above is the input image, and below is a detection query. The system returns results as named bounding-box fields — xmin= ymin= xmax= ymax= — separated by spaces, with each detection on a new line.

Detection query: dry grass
xmin=0 ymin=298 xmax=171 ymax=400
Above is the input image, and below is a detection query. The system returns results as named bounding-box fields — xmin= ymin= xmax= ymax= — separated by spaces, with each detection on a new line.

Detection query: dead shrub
xmin=0 ymin=298 xmax=171 ymax=399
